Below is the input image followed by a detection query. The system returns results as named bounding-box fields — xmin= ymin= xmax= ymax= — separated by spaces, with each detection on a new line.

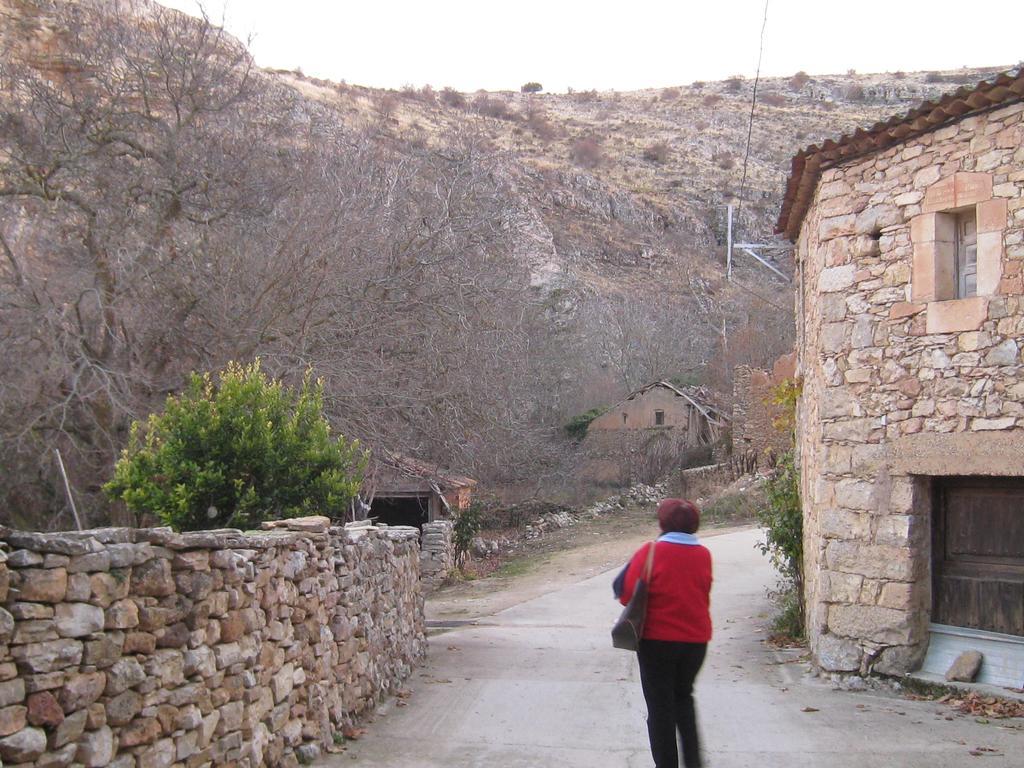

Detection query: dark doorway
xmin=370 ymin=496 xmax=430 ymax=529
xmin=932 ymin=477 xmax=1024 ymax=637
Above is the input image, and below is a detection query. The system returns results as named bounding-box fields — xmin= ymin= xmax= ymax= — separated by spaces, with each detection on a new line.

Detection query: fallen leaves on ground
xmin=940 ymin=692 xmax=1024 ymax=720
xmin=765 ymin=633 xmax=806 ymax=649
xmin=968 ymin=746 xmax=1004 ymax=757
xmin=341 ymin=725 xmax=366 ymax=740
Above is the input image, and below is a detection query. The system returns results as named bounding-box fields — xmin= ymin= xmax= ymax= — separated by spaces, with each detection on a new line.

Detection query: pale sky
xmin=157 ymin=1 xmax=1023 ymax=93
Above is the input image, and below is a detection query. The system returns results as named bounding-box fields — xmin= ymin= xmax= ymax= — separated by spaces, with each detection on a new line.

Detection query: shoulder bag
xmin=611 ymin=541 xmax=656 ymax=651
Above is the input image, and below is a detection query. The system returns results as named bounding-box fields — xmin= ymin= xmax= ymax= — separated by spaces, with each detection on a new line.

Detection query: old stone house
xmin=588 ymin=381 xmax=725 ymax=436
xmin=778 ymin=69 xmax=1024 ymax=684
xmin=583 ymin=382 xmax=727 ymax=485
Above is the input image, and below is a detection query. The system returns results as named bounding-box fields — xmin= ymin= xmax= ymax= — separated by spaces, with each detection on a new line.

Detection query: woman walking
xmin=617 ymin=498 xmax=712 ymax=768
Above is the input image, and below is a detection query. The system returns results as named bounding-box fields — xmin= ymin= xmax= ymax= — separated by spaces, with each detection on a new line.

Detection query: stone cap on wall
xmin=0 ymin=515 xmax=420 ymax=553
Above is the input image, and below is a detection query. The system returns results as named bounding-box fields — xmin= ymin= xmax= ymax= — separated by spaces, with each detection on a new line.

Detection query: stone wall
xmin=675 ymin=462 xmax=739 ymax=500
xmin=0 ymin=518 xmax=426 ymax=768
xmin=418 ymin=521 xmax=454 ymax=586
xmin=795 ymin=101 xmax=1024 ymax=675
xmin=581 ymin=429 xmax=715 ymax=488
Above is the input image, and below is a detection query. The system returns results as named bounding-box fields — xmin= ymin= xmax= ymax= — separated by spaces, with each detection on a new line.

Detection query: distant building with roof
xmin=582 ymin=381 xmax=728 ymax=486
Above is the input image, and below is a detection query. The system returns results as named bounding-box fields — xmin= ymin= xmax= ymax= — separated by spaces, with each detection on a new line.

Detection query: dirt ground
xmin=426 ymin=504 xmax=754 ymax=622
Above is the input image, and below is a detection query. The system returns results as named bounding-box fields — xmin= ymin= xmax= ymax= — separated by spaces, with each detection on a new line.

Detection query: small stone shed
xmin=778 ymin=68 xmax=1024 ymax=683
xmin=364 ymin=454 xmax=475 ymax=529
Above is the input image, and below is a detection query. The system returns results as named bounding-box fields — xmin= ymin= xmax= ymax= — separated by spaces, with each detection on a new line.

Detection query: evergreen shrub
xmin=105 ymin=361 xmax=366 ymax=531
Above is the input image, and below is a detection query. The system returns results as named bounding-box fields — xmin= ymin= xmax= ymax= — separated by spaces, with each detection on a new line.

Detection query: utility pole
xmin=726 ymin=204 xmax=733 ymax=281
xmin=725 ymin=204 xmax=791 ymax=283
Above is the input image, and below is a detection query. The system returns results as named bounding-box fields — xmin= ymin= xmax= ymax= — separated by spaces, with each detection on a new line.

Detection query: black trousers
xmin=637 ymin=639 xmax=707 ymax=768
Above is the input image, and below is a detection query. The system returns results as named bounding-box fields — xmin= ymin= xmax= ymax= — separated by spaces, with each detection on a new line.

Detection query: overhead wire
xmin=726 ymin=2 xmax=790 ymax=328
xmin=736 ymin=0 xmax=770 ymax=227
xmin=729 ymin=276 xmax=788 ymax=312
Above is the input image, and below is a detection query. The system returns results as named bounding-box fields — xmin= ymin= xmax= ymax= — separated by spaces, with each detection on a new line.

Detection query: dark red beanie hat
xmin=656 ymin=498 xmax=700 ymax=534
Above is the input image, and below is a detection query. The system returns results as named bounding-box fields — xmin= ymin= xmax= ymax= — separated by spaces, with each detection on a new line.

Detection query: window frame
xmin=954 ymin=210 xmax=977 ymax=299
xmin=909 ymin=172 xmax=1007 ymax=335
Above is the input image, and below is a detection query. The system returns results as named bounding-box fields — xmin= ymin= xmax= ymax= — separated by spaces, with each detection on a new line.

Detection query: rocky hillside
xmin=5 ymin=0 xmax=1006 ymax=317
xmin=271 ymin=65 xmax=1009 ymax=292
xmin=260 ymin=61 xmax=1010 ymax=409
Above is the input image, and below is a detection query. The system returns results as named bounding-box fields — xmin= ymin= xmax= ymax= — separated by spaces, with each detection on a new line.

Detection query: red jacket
xmin=619 ymin=540 xmax=712 ymax=643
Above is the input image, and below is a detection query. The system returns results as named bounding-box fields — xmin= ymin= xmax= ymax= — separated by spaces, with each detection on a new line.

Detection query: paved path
xmin=339 ymin=528 xmax=1019 ymax=767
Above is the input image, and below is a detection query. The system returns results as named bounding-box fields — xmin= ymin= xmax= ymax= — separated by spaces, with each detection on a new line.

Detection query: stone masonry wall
xmin=0 ymin=518 xmax=426 ymax=768
xmin=796 ymin=101 xmax=1024 ymax=675
xmin=418 ymin=521 xmax=454 ymax=586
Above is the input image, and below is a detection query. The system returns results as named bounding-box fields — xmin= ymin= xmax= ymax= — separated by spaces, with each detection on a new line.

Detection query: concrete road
xmin=339 ymin=529 xmax=1020 ymax=767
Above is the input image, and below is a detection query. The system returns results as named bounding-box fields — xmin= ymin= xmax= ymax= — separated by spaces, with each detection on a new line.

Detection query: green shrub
xmin=767 ymin=581 xmax=804 ymax=639
xmin=104 ymin=361 xmax=367 ymax=531
xmin=756 ymin=451 xmax=804 ymax=638
xmin=452 ymin=503 xmax=484 ymax=567
xmin=521 ymin=82 xmax=543 ymax=93
xmin=563 ymin=407 xmax=606 ymax=441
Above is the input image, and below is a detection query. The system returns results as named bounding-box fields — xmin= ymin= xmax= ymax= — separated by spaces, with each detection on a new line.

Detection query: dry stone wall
xmin=418 ymin=521 xmax=454 ymax=586
xmin=0 ymin=518 xmax=426 ymax=768
xmin=795 ymin=101 xmax=1024 ymax=675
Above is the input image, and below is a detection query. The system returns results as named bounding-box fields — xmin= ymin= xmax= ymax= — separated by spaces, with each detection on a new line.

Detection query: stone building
xmin=587 ymin=381 xmax=726 ymax=438
xmin=732 ymin=353 xmax=797 ymax=466
xmin=777 ymin=69 xmax=1024 ymax=683
xmin=582 ymin=382 xmax=727 ymax=486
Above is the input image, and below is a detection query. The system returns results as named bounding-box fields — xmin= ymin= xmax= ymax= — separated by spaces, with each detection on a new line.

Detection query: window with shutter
xmin=955 ymin=211 xmax=977 ymax=299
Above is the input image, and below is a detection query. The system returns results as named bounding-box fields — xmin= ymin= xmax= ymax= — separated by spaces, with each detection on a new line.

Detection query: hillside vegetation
xmin=0 ymin=0 xmax=1009 ymax=527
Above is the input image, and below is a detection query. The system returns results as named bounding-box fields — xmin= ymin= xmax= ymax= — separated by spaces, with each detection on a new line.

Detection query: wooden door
xmin=932 ymin=477 xmax=1024 ymax=636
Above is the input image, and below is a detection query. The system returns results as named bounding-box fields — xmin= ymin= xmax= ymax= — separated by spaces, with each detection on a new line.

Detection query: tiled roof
xmin=776 ymin=68 xmax=1024 ymax=241
xmin=377 ymin=452 xmax=476 ymax=489
xmin=623 ymin=381 xmax=729 ymax=424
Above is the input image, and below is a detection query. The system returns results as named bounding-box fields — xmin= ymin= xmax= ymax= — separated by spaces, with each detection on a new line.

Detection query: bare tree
xmin=0 ymin=1 xmax=575 ymax=526
xmin=574 ymin=288 xmax=713 ymax=398
xmin=0 ymin=0 xmax=293 ymax=525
